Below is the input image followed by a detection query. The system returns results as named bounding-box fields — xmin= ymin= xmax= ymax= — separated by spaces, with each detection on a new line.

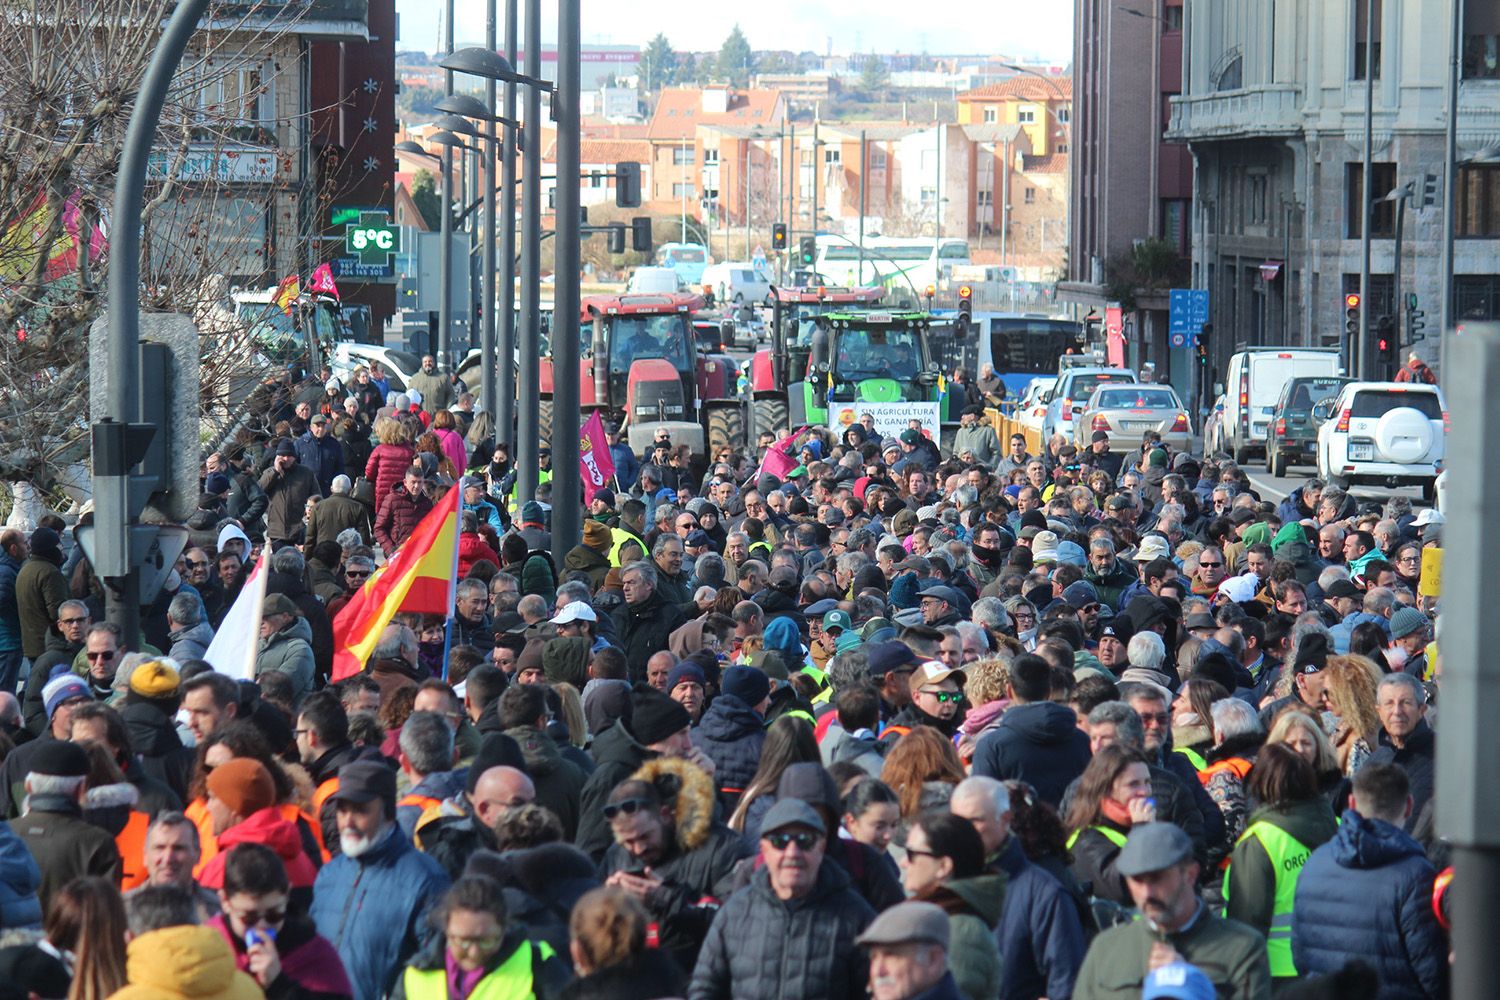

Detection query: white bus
xmin=813 ymin=235 xmax=970 ymax=291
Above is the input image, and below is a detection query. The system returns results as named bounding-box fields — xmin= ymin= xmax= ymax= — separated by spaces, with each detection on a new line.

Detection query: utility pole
xmin=745 ymin=137 xmax=753 ymax=260
xmin=516 ymin=0 xmax=542 ymax=505
xmin=496 ymin=0 xmax=518 ymax=443
xmin=811 ymin=121 xmax=820 ymax=238
xmin=1356 ymin=0 xmax=1376 ymax=379
xmin=858 ymin=130 xmax=867 ymax=286
xmin=1439 ymin=0 xmax=1464 ymax=382
xmin=787 ymin=122 xmax=796 ymax=236
xmin=935 ymin=122 xmax=943 ymax=242
xmin=552 ymin=0 xmax=581 ymax=563
xmin=439 ymin=0 xmax=455 ymax=370
xmin=479 ymin=0 xmax=499 ymax=421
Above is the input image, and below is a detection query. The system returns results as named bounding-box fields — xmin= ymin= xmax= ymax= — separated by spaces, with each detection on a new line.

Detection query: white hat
xmin=1133 ymin=535 xmax=1171 ymax=562
xmin=1031 ymin=530 xmax=1060 ymax=563
xmin=550 ymin=601 xmax=598 ymax=625
xmin=325 ymin=378 xmax=342 ymax=392
xmin=407 ymin=388 xmax=423 ymax=405
xmin=1413 ymin=508 xmax=1444 ymax=528
xmin=1216 ymin=571 xmax=1260 ymax=604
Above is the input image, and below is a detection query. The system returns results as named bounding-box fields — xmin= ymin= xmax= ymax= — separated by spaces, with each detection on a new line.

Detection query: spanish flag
xmin=330 ymin=485 xmax=460 ymax=681
xmin=272 ymin=273 xmax=301 ymax=315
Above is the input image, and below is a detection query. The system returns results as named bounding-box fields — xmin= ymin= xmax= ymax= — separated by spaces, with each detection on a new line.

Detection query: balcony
xmin=1166 ymin=85 xmax=1303 ymax=142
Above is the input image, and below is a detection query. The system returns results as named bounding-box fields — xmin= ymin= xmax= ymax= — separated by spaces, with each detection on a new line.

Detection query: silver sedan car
xmin=1075 ymin=384 xmax=1193 ymax=451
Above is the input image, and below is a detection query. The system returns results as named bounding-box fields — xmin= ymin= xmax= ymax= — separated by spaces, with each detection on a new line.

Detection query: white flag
xmin=204 ymin=553 xmax=268 ymax=680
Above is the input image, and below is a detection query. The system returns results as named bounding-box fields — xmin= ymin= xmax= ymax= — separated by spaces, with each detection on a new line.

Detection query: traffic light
xmin=799 ymin=236 xmax=816 ymax=266
xmin=615 ymin=161 xmax=641 ymax=208
xmin=630 ymin=216 xmax=653 ymax=253
xmin=957 ymin=284 xmax=973 ymax=318
xmin=607 ymin=223 xmax=626 ymax=254
xmin=1344 ymin=293 xmax=1361 ymax=343
xmin=772 ymin=223 xmax=787 ymax=250
xmin=1405 ymin=292 xmax=1427 ymax=342
xmin=1197 ymin=323 xmax=1213 ymax=364
xmin=1421 ymin=173 xmax=1439 ymax=209
xmin=1375 ymin=315 xmax=1398 ymax=377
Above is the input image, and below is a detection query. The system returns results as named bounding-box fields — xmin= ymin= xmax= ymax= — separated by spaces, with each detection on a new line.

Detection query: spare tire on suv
xmin=1374 ymin=407 xmax=1435 ymax=464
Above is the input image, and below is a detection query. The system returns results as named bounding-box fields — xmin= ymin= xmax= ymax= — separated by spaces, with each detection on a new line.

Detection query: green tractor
xmin=792 ymin=309 xmax=945 ymax=434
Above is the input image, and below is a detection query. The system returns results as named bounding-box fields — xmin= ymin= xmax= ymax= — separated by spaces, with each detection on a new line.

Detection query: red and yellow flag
xmin=330 ymin=486 xmax=460 ymax=681
xmin=273 ymin=273 xmax=301 ymax=315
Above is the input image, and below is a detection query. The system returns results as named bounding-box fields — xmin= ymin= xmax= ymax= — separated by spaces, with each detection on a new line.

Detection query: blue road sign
xmin=1169 ymin=288 xmax=1211 ymax=344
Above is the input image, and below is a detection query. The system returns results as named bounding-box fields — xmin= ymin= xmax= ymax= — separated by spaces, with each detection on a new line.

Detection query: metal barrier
xmin=985 ymin=405 xmax=1043 ymax=457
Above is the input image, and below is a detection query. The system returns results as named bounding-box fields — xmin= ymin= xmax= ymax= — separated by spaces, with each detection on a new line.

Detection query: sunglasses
xmin=86 ymin=650 xmax=116 ymax=661
xmin=59 ymin=616 xmax=88 ymax=627
xmin=231 ymin=905 xmax=286 ymax=926
xmin=603 ymin=797 xmax=654 ymax=821
xmin=185 ymin=560 xmax=209 ymax=570
xmin=1199 ymin=561 xmax=1223 ymax=569
xmin=764 ymin=830 xmax=820 ymax=851
xmin=920 ymin=691 xmax=962 ymax=704
xmin=1080 ymin=603 xmax=1102 ymax=614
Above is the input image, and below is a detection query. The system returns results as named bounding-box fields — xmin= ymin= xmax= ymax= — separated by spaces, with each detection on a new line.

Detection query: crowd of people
xmin=0 ymin=354 xmax=1453 ymax=1000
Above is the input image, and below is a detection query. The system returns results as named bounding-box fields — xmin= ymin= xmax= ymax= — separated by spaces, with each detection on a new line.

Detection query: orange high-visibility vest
xmin=116 ymin=810 xmax=151 ymax=890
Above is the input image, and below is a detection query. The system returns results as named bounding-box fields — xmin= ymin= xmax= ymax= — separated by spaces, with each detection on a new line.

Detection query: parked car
xmin=1265 ymin=375 xmax=1351 ymax=476
xmin=1203 ymin=393 xmax=1227 ymax=457
xmin=1075 ymin=384 xmax=1193 ymax=451
xmin=329 ymin=343 xmax=416 ymax=393
xmin=1221 ymin=348 xmax=1342 ymax=463
xmin=700 ymin=262 xmax=773 ymax=306
xmin=1039 ymin=367 xmax=1138 ymax=443
xmin=1013 ymin=377 xmax=1055 ymax=439
xmin=1315 ymin=381 xmax=1445 ymax=502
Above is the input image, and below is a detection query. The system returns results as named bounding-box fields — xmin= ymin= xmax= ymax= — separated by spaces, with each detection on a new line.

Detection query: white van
xmin=1221 ymin=347 xmax=1342 ymax=463
xmin=699 ymin=262 xmax=773 ymax=307
xmin=625 ymin=266 xmax=683 ymax=294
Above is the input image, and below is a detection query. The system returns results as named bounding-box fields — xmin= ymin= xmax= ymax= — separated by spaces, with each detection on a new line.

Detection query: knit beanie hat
xmin=721 ymin=665 xmax=771 ymax=708
xmin=42 ymin=674 xmax=91 ymax=720
xmin=629 ymin=684 xmax=691 ymax=745
xmin=541 ymin=636 xmax=591 ymax=688
xmin=206 ymin=758 xmax=276 ymax=818
xmin=464 ymin=733 xmax=528 ymax=794
xmin=665 ymin=661 xmax=707 ymax=694
xmin=582 ymin=520 xmax=613 ymax=552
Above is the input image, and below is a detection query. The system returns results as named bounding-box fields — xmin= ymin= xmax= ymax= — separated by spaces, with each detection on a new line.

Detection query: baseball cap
xmin=550 ymin=601 xmax=598 ymax=625
xmin=867 ymin=640 xmax=920 ymax=677
xmin=1413 ymin=508 xmax=1444 ymax=528
xmin=899 ymin=428 xmax=922 ymax=446
xmin=910 ymin=658 xmax=966 ymax=691
xmin=804 ymin=598 xmax=840 ymax=617
xmin=919 ymin=585 xmax=964 ymax=608
xmin=331 ymin=760 xmax=397 ymax=809
xmin=1143 ymin=963 xmax=1216 ymax=1000
xmin=1091 ymin=430 xmax=1109 ymax=443
xmin=822 ymin=609 xmax=854 ymax=634
xmin=1115 ymin=822 xmax=1195 ymax=877
xmin=759 ymin=798 xmax=827 ymax=837
xmin=856 ymin=901 xmax=951 ymax=950
xmin=1133 ymin=535 xmax=1171 ymax=562
xmin=1323 ymin=578 xmax=1360 ymax=600
xmin=1062 ymin=581 xmax=1099 ymax=610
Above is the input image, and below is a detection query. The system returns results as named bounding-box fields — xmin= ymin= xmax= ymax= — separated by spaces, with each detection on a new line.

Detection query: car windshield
xmin=1287 ymin=378 xmax=1347 ymax=410
xmin=1349 ymin=390 xmax=1442 ymax=420
xmin=834 ymin=326 xmax=922 ymax=381
xmin=609 ymin=313 xmax=691 ymax=373
xmin=1067 ymin=373 xmax=1132 ymax=400
xmin=1093 ymin=387 xmax=1180 ymax=409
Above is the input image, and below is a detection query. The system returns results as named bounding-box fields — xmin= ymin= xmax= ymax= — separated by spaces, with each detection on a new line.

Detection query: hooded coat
xmin=602 ymin=757 xmax=751 ymax=973
xmin=0 ymin=817 xmax=41 ymax=929
xmin=563 ymin=543 xmax=612 ymax=589
xmin=110 ymin=925 xmax=263 ymax=1000
xmin=257 ymin=616 xmax=316 ymax=703
xmin=197 ymin=807 xmax=320 ymax=892
xmin=121 ymin=698 xmax=195 ymax=803
xmin=209 ymin=912 xmax=353 ymax=1000
xmin=575 ymin=720 xmax=655 ymax=861
xmin=167 ymin=620 xmax=216 ymax=662
xmin=15 ymin=550 xmax=66 ymax=660
xmin=993 ymin=834 xmax=1086 ymax=1000
xmin=921 ymin=874 xmax=1006 ymax=1000
xmin=691 ymin=694 xmax=766 ymax=809
xmin=1291 ymin=809 xmax=1447 ymax=999
xmin=1270 ymin=522 xmax=1322 ymax=585
xmin=505 ymin=724 xmax=588 ymax=840
xmin=971 ymin=702 xmax=1093 ymax=807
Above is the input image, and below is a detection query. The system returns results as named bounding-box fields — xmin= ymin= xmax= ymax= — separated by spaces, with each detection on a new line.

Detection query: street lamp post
xmin=500 ymin=0 xmax=519 ymax=447
xmin=551 ymin=0 xmax=582 ymax=565
xmin=439 ymin=0 xmax=454 ymax=371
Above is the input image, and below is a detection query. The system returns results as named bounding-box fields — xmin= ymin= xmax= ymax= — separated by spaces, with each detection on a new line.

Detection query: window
xmin=1162 ymin=3 xmax=1184 ymax=30
xmin=1346 ymin=161 xmax=1397 ymax=238
xmin=983 ymin=107 xmax=998 ymax=124
xmin=1456 ymin=275 xmax=1500 ymax=320
xmin=1247 ymin=172 xmax=1268 ymax=226
xmin=1018 ymin=106 xmax=1037 ymax=124
xmin=977 ymin=190 xmax=993 ymax=206
xmin=919 ymin=186 xmax=937 ymax=205
xmin=871 ymin=149 xmax=888 ymax=169
xmin=1024 ymin=188 xmax=1036 ymax=204
xmin=1466 ymin=0 xmax=1500 ymax=78
xmin=1459 ymin=164 xmax=1500 ymax=236
xmin=1056 ymin=108 xmax=1071 ymax=123
xmin=1057 ymin=143 xmax=1069 ymax=154
xmin=824 ymin=148 xmax=840 ymax=164
xmin=1353 ymin=0 xmax=1383 ymax=81
xmin=673 ymin=147 xmax=694 ymax=165
xmin=703 ymin=148 xmax=719 ymax=164
xmin=672 ymin=182 xmax=694 ymax=197
xmin=588 ymin=171 xmax=604 ymax=188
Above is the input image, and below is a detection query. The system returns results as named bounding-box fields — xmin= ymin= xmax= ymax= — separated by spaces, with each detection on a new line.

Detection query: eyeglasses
xmin=764 ymin=830 xmax=820 ymax=851
xmin=1080 ymin=603 xmax=1102 ymax=614
xmin=59 ymin=616 xmax=88 ymax=627
xmin=1398 ymin=555 xmax=1420 ymax=564
xmin=230 ymin=904 xmax=286 ymax=927
xmin=920 ymin=690 xmax=962 ymax=704
xmin=1013 ymin=612 xmax=1036 ymax=624
xmin=449 ymin=934 xmax=503 ymax=953
xmin=86 ymin=650 xmax=116 ymax=661
xmin=603 ymin=797 xmax=653 ymax=821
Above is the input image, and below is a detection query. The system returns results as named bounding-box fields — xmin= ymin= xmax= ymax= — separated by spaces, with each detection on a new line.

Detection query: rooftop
xmin=958 ymin=77 xmax=1073 ymax=102
xmin=646 ymin=87 xmax=784 ymax=140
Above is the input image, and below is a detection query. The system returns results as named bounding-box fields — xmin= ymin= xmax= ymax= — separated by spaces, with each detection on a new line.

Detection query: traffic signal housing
xmin=799 ymin=236 xmax=816 ymax=266
xmin=1344 ymin=293 xmax=1361 ymax=344
xmin=1375 ymin=315 xmax=1398 ymax=378
xmin=1406 ymin=293 xmax=1427 ymax=342
xmin=957 ymin=284 xmax=973 ymax=318
xmin=772 ymin=223 xmax=787 ymax=250
xmin=630 ymin=216 xmax=653 ymax=253
xmin=615 ymin=161 xmax=641 ymax=208
xmin=607 ymin=223 xmax=626 ymax=254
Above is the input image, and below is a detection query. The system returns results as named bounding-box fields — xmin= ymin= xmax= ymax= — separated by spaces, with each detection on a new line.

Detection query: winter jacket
xmin=0 ymin=549 xmax=22 ymax=654
xmin=1060 ymin=763 xmax=1209 ymax=869
xmin=464 ymin=496 xmax=504 ymax=534
xmin=1364 ymin=721 xmax=1436 ymax=833
xmin=1223 ymin=797 xmax=1339 ymax=969
xmin=562 ymin=543 xmax=612 ymax=590
xmin=225 ymin=471 xmax=269 ymax=539
xmin=456 ymin=533 xmax=501 ymax=577
xmin=122 ymin=699 xmax=196 ymax=803
xmin=267 ymin=571 xmax=334 ymax=677
xmin=559 ymin=948 xmax=688 ymax=1000
xmin=305 ymin=493 xmax=372 ymax=551
xmin=820 ymin=723 xmax=888 ymax=778
xmin=1072 ymin=902 xmax=1269 ymax=1000
xmin=198 ymin=807 xmax=320 ymax=895
xmin=309 ymin=823 xmax=451 ymax=1000
xmin=614 ymin=589 xmax=686 ymax=681
xmin=602 ymin=758 xmax=751 ymax=973
xmin=0 ymin=818 xmax=40 ymax=929
xmin=432 ymin=426 xmax=467 ymax=472
xmin=15 ymin=553 xmax=66 ymax=659
xmin=971 ymin=701 xmax=1092 ymax=807
xmin=257 ymin=616 xmax=316 ymax=703
xmin=405 ymin=370 xmax=455 ymax=413
xmin=954 ymin=422 xmax=1002 ymax=466
xmin=14 ymin=794 xmax=120 ymax=913
xmin=504 ymin=725 xmax=588 ymax=840
xmin=1291 ymin=809 xmax=1447 ymax=999
xmin=688 ymin=856 xmax=875 ymax=1000
xmin=295 ymin=431 xmax=344 ymax=494
xmin=921 ymin=874 xmax=1005 ymax=1000
xmin=259 ymin=463 xmax=323 ymax=543
xmin=575 ymin=721 xmax=656 ymax=861
xmin=1328 ymin=610 xmax=1391 ymax=654
xmin=375 ymin=485 xmax=433 ymax=554
xmin=110 ymin=924 xmax=263 ymax=1000
xmin=167 ymin=620 xmax=216 ymax=662
xmin=993 ymin=835 xmax=1085 ymax=1000
xmin=1084 ymin=559 xmax=1137 ymax=611
xmin=210 ymin=912 xmax=353 ymax=1000
xmin=691 ymin=694 xmax=766 ymax=811
xmin=368 ymin=657 xmax=425 ymax=705
xmin=364 ymin=443 xmax=415 ymax=504
xmin=1068 ymin=816 xmax=1133 ymax=906
xmin=391 ymin=927 xmax=569 ymax=1000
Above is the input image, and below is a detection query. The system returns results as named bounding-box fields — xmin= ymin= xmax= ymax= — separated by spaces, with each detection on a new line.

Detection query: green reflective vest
xmin=1065 ymin=825 xmax=1128 ymax=851
xmin=1222 ymin=820 xmax=1312 ymax=978
xmin=401 ymin=940 xmax=555 ymax=1000
xmin=1173 ymin=746 xmax=1208 ymax=771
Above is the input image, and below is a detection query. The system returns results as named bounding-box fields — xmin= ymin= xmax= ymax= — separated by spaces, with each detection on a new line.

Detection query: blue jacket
xmin=993 ymin=835 xmax=1085 ymax=1000
xmin=0 ymin=550 xmax=21 ymax=653
xmin=692 ymin=695 xmax=766 ymax=805
xmin=0 ymin=819 xmax=41 ymax=929
xmin=464 ymin=496 xmax=504 ymax=533
xmin=395 ymin=769 xmax=468 ymax=839
xmin=310 ymin=823 xmax=451 ymax=1000
xmin=610 ymin=443 xmax=639 ymax=492
xmin=1291 ymin=809 xmax=1447 ymax=999
xmin=971 ymin=702 xmax=1092 ymax=808
xmin=1328 ymin=611 xmax=1391 ymax=653
xmin=295 ymin=430 xmax=343 ymax=494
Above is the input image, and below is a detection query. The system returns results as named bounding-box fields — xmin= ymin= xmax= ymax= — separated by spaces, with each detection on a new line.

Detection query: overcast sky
xmin=398 ymin=0 xmax=1074 ymax=66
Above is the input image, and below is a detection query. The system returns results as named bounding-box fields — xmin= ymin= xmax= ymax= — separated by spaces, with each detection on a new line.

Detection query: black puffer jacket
xmin=504 ymin=724 xmax=587 ymax=840
xmin=613 ymin=589 xmax=685 ymax=682
xmin=691 ymin=695 xmax=765 ymax=812
xmin=688 ymin=855 xmax=876 ymax=1000
xmin=120 ymin=699 xmax=194 ymax=803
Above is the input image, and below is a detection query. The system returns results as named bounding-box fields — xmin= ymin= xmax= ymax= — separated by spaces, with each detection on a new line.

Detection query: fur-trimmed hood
xmin=630 ymin=755 xmax=715 ymax=853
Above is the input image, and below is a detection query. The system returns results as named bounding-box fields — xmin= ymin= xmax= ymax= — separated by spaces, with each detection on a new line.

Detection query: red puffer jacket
xmin=375 ymin=485 xmax=433 ymax=552
xmin=364 ymin=442 xmax=414 ymax=503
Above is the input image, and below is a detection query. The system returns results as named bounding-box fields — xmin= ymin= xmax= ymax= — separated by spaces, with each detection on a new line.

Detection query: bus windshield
xmin=609 ymin=313 xmax=691 ymax=373
xmin=835 ymin=326 xmax=923 ymax=382
xmin=989 ymin=318 xmax=1085 ymax=375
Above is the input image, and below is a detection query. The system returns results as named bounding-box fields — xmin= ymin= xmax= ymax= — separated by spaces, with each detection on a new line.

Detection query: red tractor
xmin=746 ymin=285 xmax=885 ymax=435
xmin=538 ymin=292 xmax=742 ymax=464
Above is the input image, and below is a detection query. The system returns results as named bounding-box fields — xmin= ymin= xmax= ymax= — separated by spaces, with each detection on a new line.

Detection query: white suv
xmin=1315 ymin=381 xmax=1445 ymax=502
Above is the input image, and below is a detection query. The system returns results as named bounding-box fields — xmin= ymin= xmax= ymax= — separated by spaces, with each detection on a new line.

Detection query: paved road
xmin=1243 ymin=462 xmax=1428 ymax=507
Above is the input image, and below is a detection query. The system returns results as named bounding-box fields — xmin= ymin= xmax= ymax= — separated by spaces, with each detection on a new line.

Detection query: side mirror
xmin=1311 ymin=399 xmax=1335 ymax=424
xmin=1040 ymin=390 xmax=1054 ymax=404
xmin=1213 ymin=382 xmax=1224 ymax=397
xmin=719 ymin=319 xmax=736 ymax=344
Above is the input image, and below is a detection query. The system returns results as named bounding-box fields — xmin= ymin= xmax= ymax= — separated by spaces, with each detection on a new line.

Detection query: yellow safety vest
xmin=1174 ymin=746 xmax=1208 ymax=772
xmin=1065 ymin=825 xmax=1128 ymax=851
xmin=401 ymin=940 xmax=555 ymax=1000
xmin=1222 ymin=820 xmax=1312 ymax=978
xmin=608 ymin=526 xmax=646 ymax=567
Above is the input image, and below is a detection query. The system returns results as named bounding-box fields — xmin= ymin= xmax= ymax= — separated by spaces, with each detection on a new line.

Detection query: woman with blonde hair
xmin=365 ymin=416 xmax=414 ymax=501
xmin=879 ymin=726 xmax=966 ymax=818
xmin=956 ymin=657 xmax=1010 ymax=763
xmin=1318 ymin=653 xmax=1383 ymax=775
xmin=550 ymin=682 xmax=588 ymax=749
xmin=1267 ymin=710 xmax=1349 ymax=814
xmin=45 ymin=876 xmax=128 ymax=1000
xmin=560 ymin=887 xmax=686 ymax=999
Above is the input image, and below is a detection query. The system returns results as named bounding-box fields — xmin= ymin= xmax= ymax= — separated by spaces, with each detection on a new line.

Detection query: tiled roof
xmin=958 ymin=77 xmax=1073 ymax=102
xmin=1021 ymin=153 xmax=1070 ymax=174
xmin=647 ymin=87 xmax=783 ymax=140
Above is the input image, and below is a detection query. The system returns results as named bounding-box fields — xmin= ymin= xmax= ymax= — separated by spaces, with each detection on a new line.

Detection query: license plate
xmin=1125 ymin=421 xmax=1157 ymax=430
xmin=1349 ymin=442 xmax=1374 ymax=460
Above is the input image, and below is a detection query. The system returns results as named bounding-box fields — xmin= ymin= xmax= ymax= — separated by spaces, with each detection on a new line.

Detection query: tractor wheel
xmin=538 ymin=399 xmax=554 ymax=448
xmin=706 ymin=404 xmax=745 ymax=453
xmin=753 ymin=397 xmax=789 ymax=439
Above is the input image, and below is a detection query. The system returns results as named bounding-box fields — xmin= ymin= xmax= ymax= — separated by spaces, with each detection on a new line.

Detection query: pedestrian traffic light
xmin=607 ymin=223 xmax=626 ymax=254
xmin=1421 ymin=173 xmax=1439 ymax=209
xmin=1344 ymin=293 xmax=1361 ymax=343
xmin=798 ymin=236 xmax=816 ymax=266
xmin=772 ymin=223 xmax=787 ymax=250
xmin=1375 ymin=315 xmax=1398 ymax=377
xmin=1197 ymin=323 xmax=1213 ymax=364
xmin=615 ymin=161 xmax=641 ymax=208
xmin=630 ymin=216 xmax=653 ymax=253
